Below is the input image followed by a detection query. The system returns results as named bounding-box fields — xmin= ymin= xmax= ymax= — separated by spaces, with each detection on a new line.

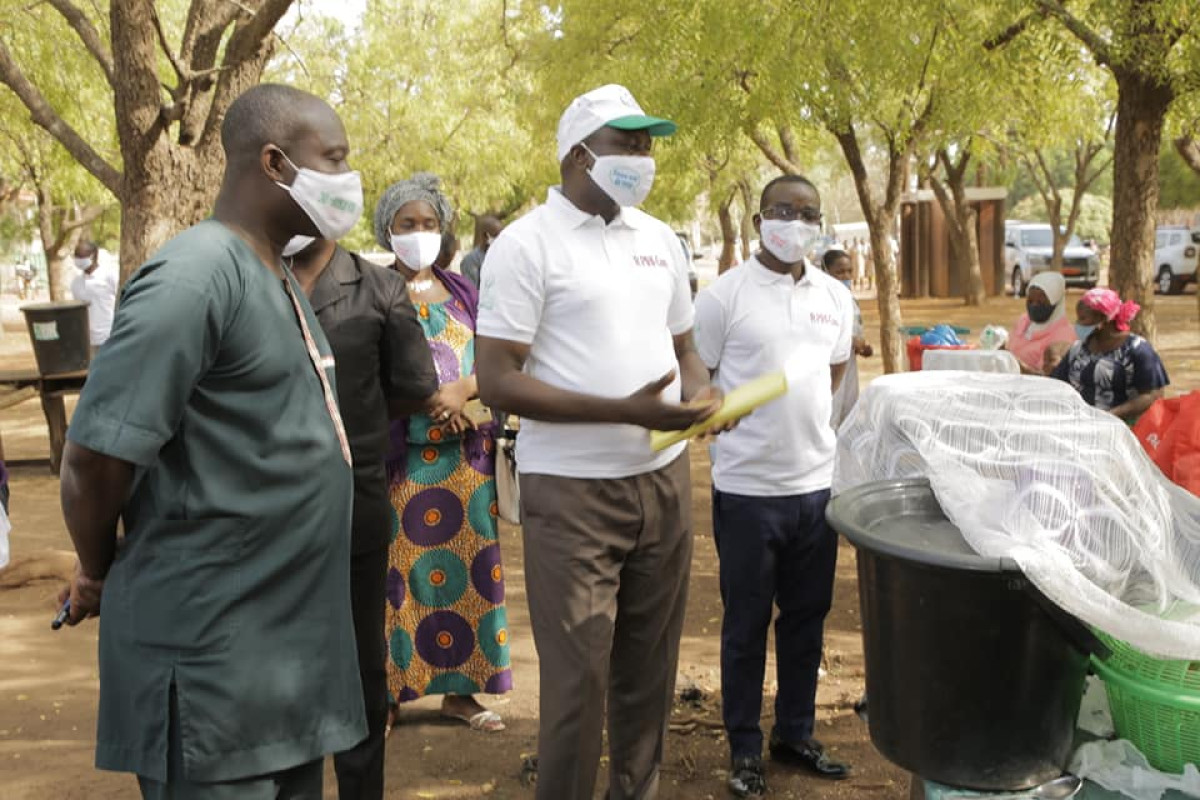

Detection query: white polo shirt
xmin=70 ymin=261 xmax=120 ymax=346
xmin=476 ymin=188 xmax=693 ymax=479
xmin=694 ymin=256 xmax=854 ymax=496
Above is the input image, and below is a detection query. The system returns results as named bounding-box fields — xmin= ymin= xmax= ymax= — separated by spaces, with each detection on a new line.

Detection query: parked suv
xmin=1005 ymin=222 xmax=1099 ymax=296
xmin=1153 ymin=226 xmax=1200 ymax=295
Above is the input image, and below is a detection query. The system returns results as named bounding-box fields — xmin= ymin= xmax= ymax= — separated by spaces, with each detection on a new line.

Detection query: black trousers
xmin=333 ymin=546 xmax=389 ymax=800
xmin=712 ymin=488 xmax=838 ymax=760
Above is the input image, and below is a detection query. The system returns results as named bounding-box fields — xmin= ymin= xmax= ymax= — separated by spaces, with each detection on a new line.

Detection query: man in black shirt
xmin=289 ymin=236 xmax=439 ymax=800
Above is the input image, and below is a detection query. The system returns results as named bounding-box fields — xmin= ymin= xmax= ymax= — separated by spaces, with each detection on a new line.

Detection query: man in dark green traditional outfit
xmin=58 ymin=83 xmax=368 ymax=798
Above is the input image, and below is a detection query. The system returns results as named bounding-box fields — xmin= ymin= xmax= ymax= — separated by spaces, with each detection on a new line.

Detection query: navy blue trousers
xmin=712 ymin=488 xmax=838 ymax=760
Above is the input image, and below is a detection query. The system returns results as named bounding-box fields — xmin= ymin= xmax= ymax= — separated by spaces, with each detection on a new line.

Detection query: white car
xmin=1005 ymin=222 xmax=1099 ymax=297
xmin=1154 ymin=226 xmax=1200 ymax=295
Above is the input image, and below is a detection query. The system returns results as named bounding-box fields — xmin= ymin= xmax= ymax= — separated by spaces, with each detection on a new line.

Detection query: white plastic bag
xmin=1076 ymin=676 xmax=1115 ymax=738
xmin=495 ymin=435 xmax=520 ymax=525
xmin=1070 ymin=739 xmax=1200 ymax=800
xmin=0 ymin=501 xmax=9 ymax=569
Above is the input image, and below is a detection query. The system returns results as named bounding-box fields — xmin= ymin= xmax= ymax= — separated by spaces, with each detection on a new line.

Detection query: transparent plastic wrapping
xmin=833 ymin=371 xmax=1200 ymax=659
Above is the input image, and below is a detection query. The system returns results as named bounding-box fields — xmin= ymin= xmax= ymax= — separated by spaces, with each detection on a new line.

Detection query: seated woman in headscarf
xmin=1051 ymin=287 xmax=1169 ymax=423
xmin=1007 ymin=272 xmax=1076 ymax=374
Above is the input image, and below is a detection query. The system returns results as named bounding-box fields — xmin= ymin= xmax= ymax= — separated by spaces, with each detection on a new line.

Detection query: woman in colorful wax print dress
xmin=376 ymin=174 xmax=511 ymax=733
xmin=1007 ymin=272 xmax=1077 ymax=374
xmin=1051 ymin=287 xmax=1169 ymax=424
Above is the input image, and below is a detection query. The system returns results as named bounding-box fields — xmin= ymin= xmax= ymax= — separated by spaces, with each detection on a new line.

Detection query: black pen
xmin=51 ymin=599 xmax=70 ymax=630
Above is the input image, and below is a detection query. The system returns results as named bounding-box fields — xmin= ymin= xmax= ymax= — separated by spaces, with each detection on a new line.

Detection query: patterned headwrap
xmin=1082 ymin=287 xmax=1140 ymax=332
xmin=373 ymin=172 xmax=455 ymax=250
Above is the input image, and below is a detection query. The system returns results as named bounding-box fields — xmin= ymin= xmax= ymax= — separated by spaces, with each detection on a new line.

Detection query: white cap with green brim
xmin=555 ymin=84 xmax=677 ymax=163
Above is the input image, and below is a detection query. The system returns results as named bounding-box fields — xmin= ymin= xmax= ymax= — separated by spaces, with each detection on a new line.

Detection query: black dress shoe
xmin=728 ymin=755 xmax=767 ymax=797
xmin=768 ymin=735 xmax=850 ymax=779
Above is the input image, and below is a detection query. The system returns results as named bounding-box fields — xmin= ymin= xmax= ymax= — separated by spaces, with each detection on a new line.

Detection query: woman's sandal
xmin=446 ymin=709 xmax=505 ymax=733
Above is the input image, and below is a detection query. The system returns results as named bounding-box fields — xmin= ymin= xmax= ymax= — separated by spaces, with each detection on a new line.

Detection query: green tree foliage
xmin=1011 ymin=192 xmax=1114 ymax=242
xmin=270 ymin=1 xmax=552 ymax=252
xmin=0 ymin=0 xmax=300 ymax=280
xmin=990 ymin=0 xmax=1200 ymax=339
xmin=1159 ymin=140 xmax=1200 ymax=209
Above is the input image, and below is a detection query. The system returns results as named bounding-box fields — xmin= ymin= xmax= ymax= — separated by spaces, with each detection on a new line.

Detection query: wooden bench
xmin=0 ymin=367 xmax=88 ymax=474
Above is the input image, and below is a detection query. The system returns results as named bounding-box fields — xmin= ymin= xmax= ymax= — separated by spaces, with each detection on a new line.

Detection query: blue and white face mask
xmin=1074 ymin=323 xmax=1098 ymax=341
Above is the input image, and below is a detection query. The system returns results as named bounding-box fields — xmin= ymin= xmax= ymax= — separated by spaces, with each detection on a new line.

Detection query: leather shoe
xmin=727 ymin=755 xmax=767 ymax=797
xmin=768 ymin=735 xmax=850 ymax=779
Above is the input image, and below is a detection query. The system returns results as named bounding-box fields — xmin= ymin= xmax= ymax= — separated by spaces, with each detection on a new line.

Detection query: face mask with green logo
xmin=274 ymin=151 xmax=363 ymax=241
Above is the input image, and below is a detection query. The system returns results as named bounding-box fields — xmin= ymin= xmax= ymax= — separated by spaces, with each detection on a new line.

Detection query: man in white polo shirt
xmin=693 ymin=175 xmax=854 ymax=798
xmin=476 ymin=84 xmax=724 ymax=800
xmin=70 ymin=240 xmax=119 ymax=349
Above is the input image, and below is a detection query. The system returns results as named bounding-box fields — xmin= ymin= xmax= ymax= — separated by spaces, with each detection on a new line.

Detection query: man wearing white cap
xmin=476 ymin=84 xmax=724 ymax=799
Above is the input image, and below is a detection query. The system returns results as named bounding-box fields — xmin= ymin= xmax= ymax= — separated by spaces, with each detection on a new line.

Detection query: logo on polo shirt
xmin=810 ymin=312 xmax=839 ymax=327
xmin=633 ymin=255 xmax=670 ymax=268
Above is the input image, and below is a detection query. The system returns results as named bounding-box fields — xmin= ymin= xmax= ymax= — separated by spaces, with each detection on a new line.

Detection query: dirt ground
xmin=1 ymin=289 xmax=1197 ymax=799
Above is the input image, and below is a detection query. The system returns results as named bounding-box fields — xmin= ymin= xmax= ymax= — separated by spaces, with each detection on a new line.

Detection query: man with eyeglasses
xmin=693 ymin=174 xmax=855 ymax=797
xmin=476 ymin=84 xmax=726 ymax=800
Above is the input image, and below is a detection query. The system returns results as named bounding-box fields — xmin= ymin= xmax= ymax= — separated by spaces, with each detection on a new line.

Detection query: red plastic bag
xmin=1134 ymin=392 xmax=1200 ymax=496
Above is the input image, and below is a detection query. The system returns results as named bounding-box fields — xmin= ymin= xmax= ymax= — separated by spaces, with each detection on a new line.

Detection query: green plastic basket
xmin=1091 ymin=631 xmax=1200 ymax=774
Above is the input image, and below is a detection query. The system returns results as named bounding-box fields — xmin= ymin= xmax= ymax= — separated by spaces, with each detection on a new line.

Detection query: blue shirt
xmin=1051 ymin=333 xmax=1169 ymax=412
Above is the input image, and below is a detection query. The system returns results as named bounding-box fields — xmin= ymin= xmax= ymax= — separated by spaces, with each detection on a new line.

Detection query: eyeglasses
xmin=760 ymin=205 xmax=823 ymax=224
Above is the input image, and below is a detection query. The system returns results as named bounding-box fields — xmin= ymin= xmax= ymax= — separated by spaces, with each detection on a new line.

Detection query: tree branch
xmin=1035 ymin=0 xmax=1112 ymax=67
xmin=1018 ymin=148 xmax=1055 ymax=209
xmin=1175 ymin=135 xmax=1200 ymax=177
xmin=149 ymin=4 xmax=189 ymax=85
xmin=746 ymin=124 xmax=802 ymax=174
xmin=778 ymin=123 xmax=802 ymax=167
xmin=45 ymin=0 xmax=114 ymax=86
xmin=196 ymin=0 xmax=295 ymax=153
xmin=60 ymin=202 xmax=107 ymax=235
xmin=180 ymin=0 xmax=239 ymax=74
xmin=983 ymin=11 xmax=1044 ymax=51
xmin=0 ymin=37 xmax=122 ymax=194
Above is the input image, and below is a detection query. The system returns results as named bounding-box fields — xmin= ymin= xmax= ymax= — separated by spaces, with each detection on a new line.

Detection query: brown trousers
xmin=520 ymin=453 xmax=693 ymax=800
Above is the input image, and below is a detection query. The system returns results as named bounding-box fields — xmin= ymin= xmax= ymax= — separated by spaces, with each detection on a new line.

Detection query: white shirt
xmin=70 ymin=262 xmax=119 ymax=346
xmin=694 ymin=256 xmax=854 ymax=496
xmin=476 ymin=188 xmax=694 ymax=479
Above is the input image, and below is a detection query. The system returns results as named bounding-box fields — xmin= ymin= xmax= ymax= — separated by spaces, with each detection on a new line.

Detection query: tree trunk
xmin=717 ymin=189 xmax=738 ymax=274
xmin=959 ymin=209 xmax=984 ymax=305
xmin=106 ymin=0 xmax=286 ymax=281
xmin=836 ymin=128 xmax=907 ymax=373
xmin=866 ymin=220 xmax=905 ymax=373
xmin=1108 ymin=71 xmax=1172 ymax=342
xmin=738 ymin=179 xmax=754 ymax=262
xmin=1042 ymin=194 xmax=1065 ymax=269
xmin=929 ymin=159 xmax=986 ymax=306
xmin=118 ymin=175 xmax=208 ymax=282
xmin=32 ymin=188 xmax=84 ymax=302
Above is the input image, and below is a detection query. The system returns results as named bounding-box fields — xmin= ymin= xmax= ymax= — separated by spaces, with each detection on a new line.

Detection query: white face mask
xmin=72 ymin=256 xmax=93 ymax=271
xmin=581 ymin=144 xmax=656 ymax=207
xmin=282 ymin=235 xmax=316 ymax=258
xmin=391 ymin=231 xmax=442 ymax=271
xmin=274 ymin=152 xmax=363 ymax=241
xmin=760 ymin=219 xmax=821 ymax=264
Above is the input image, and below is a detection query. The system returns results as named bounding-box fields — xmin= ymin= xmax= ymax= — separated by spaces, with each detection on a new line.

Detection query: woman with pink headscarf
xmin=1050 ymin=287 xmax=1169 ymax=422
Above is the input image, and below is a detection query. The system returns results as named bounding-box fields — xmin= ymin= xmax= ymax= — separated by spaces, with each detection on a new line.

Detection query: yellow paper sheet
xmin=649 ymin=371 xmax=788 ymax=452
